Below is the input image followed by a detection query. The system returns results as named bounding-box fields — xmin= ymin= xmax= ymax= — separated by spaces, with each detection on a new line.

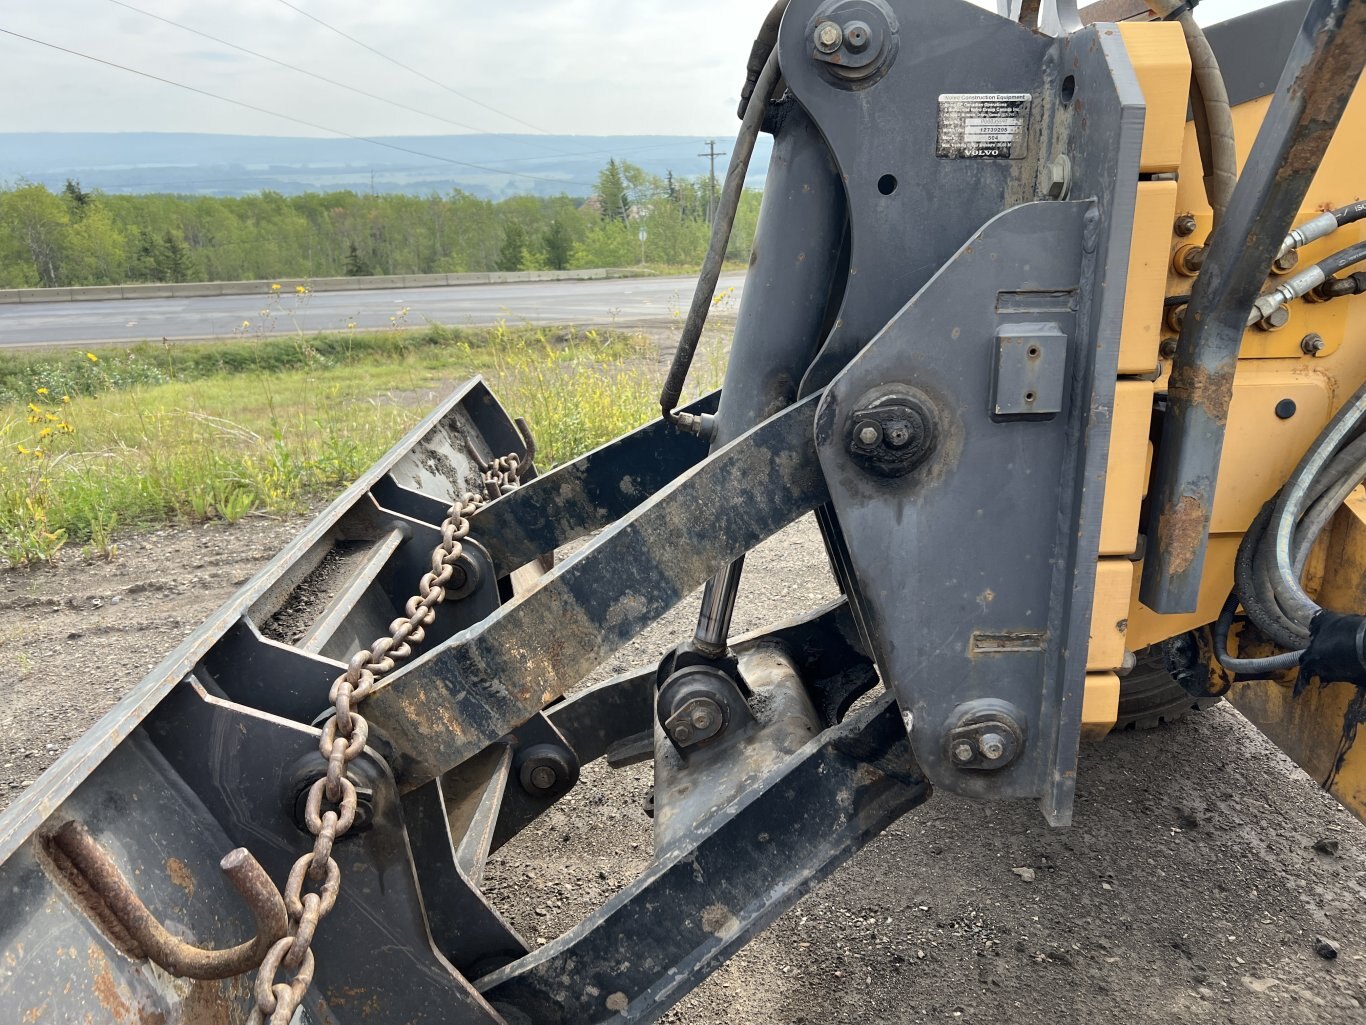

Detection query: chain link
xmin=248 ymin=452 xmax=523 ymax=1025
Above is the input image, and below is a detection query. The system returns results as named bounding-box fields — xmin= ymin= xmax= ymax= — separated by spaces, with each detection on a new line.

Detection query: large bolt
xmin=856 ymin=422 xmax=881 ymax=446
xmin=813 ymin=20 xmax=843 ymax=52
xmin=1259 ymin=305 xmax=1291 ymax=330
xmin=1174 ymin=214 xmax=1198 ymax=238
xmin=1044 ymin=155 xmax=1071 ymax=201
xmin=952 ymin=741 xmax=975 ymax=764
xmin=1274 ymin=250 xmax=1300 ymax=273
xmin=691 ymin=706 xmax=715 ymax=731
xmin=1301 ymin=332 xmax=1326 ymax=356
xmin=672 ymin=722 xmax=694 ymax=744
xmin=978 ymin=733 xmax=1007 ymax=761
xmin=529 ymin=765 xmax=557 ymax=791
xmin=1176 ymin=245 xmax=1206 ymax=276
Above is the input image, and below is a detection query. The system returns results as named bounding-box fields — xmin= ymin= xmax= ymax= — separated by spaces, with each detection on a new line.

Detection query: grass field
xmin=0 ymin=322 xmax=715 ymax=566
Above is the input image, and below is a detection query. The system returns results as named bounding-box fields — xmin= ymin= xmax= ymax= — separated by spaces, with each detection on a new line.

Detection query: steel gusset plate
xmin=790 ymin=4 xmax=1146 ymax=823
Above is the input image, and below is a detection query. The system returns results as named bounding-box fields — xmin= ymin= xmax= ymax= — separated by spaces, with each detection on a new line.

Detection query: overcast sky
xmin=0 ymin=0 xmax=1280 ymax=138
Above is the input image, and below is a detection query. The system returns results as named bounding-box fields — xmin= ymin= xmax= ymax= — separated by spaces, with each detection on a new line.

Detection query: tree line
xmin=0 ymin=161 xmax=761 ymax=289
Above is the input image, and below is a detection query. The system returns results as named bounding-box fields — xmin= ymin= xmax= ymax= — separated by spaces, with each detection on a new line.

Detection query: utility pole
xmin=698 ymin=140 xmax=726 ymax=225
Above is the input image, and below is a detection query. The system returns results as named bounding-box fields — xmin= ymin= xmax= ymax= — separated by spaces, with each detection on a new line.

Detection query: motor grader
xmin=4 ymin=0 xmax=1366 ymax=1020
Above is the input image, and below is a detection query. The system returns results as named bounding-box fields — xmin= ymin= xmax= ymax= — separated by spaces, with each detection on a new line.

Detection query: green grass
xmin=0 ymin=322 xmax=719 ymax=567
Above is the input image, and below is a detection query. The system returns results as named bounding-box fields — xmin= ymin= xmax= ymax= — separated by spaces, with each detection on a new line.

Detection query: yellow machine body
xmin=1082 ymin=20 xmax=1366 ymax=819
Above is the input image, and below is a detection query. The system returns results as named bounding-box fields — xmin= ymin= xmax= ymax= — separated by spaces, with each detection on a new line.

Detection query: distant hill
xmin=0 ymin=133 xmax=773 ymax=199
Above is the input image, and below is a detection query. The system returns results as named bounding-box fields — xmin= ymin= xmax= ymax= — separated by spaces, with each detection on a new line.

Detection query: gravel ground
xmin=2 ymin=511 xmax=1365 ymax=1024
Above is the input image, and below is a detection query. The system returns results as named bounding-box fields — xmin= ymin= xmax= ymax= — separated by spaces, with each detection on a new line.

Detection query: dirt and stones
xmin=1 ymin=512 xmax=1365 ymax=1024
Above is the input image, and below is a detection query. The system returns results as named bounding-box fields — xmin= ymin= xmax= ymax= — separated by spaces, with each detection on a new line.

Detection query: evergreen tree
xmin=344 ymin=240 xmax=369 ymax=276
xmin=596 ymin=160 xmax=629 ymax=224
xmin=62 ymin=179 xmax=91 ymax=210
xmin=158 ymin=231 xmax=190 ymax=283
xmin=497 ymin=221 xmax=527 ymax=271
xmin=542 ymin=216 xmax=573 ymax=270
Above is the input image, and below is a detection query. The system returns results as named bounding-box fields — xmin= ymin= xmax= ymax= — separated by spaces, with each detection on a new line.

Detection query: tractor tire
xmin=1114 ymin=650 xmax=1221 ymax=732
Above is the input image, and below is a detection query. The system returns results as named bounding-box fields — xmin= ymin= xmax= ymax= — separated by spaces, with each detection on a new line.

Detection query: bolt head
xmin=690 ymin=707 xmax=714 ymax=731
xmin=857 ymin=423 xmax=881 ymax=446
xmin=1274 ymin=250 xmax=1300 ymax=273
xmin=813 ymin=20 xmax=842 ymax=52
xmin=672 ymin=723 xmax=693 ymax=744
xmin=1301 ymin=332 xmax=1326 ymax=355
xmin=529 ymin=764 xmax=557 ymax=790
xmin=1174 ymin=214 xmax=1198 ymax=238
xmin=1265 ymin=305 xmax=1291 ymax=329
xmin=952 ymin=741 xmax=975 ymax=763
xmin=978 ymin=733 xmax=1007 ymax=761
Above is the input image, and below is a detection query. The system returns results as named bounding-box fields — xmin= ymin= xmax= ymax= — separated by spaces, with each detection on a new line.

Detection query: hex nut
xmin=1301 ymin=332 xmax=1326 ymax=355
xmin=1174 ymin=214 xmax=1197 ymax=238
xmin=813 ymin=20 xmax=842 ymax=52
xmin=857 ymin=423 xmax=881 ymax=446
xmin=1274 ymin=250 xmax=1300 ymax=273
xmin=952 ymin=742 xmax=975 ymax=763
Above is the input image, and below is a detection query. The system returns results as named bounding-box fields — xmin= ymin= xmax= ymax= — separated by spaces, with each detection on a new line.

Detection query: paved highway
xmin=0 ymin=272 xmax=747 ymax=348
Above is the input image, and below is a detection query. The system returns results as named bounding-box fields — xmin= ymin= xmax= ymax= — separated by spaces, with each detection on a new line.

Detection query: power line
xmin=104 ymin=0 xmax=492 ymax=136
xmin=275 ymin=0 xmax=554 ymax=137
xmin=0 ymin=28 xmax=598 ymax=191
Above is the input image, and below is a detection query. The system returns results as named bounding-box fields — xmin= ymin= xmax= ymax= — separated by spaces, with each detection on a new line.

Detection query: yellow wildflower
xmin=35 ymin=387 xmax=48 ymax=395
xmin=347 ymin=321 xmax=356 ymax=329
xmin=15 ymin=444 xmax=28 ymax=455
xmin=86 ymin=352 xmax=99 ymax=362
xmin=38 ymin=427 xmax=51 ymax=439
xmin=270 ymin=283 xmax=282 ymax=291
xmin=295 ymin=285 xmax=308 ymax=294
xmin=61 ymin=395 xmax=70 ymax=404
xmin=242 ymin=320 xmax=251 ymax=329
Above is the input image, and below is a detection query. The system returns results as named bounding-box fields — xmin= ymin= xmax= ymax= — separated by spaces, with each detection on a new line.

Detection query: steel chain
xmin=248 ymin=452 xmax=523 ymax=1025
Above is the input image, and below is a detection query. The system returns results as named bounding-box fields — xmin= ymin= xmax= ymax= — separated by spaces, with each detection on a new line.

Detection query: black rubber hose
xmin=659 ymin=46 xmax=782 ymax=420
xmin=1266 ymin=380 xmax=1366 ymax=625
xmin=737 ymin=0 xmax=789 ymax=119
xmin=1333 ymin=200 xmax=1366 ymax=226
xmin=1314 ymin=239 xmax=1366 ymax=279
xmin=1169 ymin=7 xmax=1237 ymax=225
xmin=1237 ymin=501 xmax=1310 ymax=649
xmin=1214 ymin=593 xmax=1305 ymax=674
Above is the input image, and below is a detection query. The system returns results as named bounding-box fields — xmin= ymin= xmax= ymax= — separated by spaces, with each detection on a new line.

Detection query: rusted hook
xmin=44 ymin=820 xmax=288 ymax=981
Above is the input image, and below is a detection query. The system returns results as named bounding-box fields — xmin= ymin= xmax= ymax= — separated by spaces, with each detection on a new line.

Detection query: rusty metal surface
xmin=1142 ymin=0 xmax=1366 ymax=612
xmin=43 ymin=821 xmax=287 ymax=981
xmin=364 ymin=392 xmax=831 ymax=790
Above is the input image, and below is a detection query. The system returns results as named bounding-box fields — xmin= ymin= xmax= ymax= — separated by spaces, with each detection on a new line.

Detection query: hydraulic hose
xmin=1278 ymin=200 xmax=1366 ymax=258
xmin=1152 ymin=1 xmax=1237 ymax=226
xmin=1224 ymin=382 xmax=1366 ymax=678
xmin=1249 ymin=239 xmax=1366 ymax=324
xmin=659 ymin=44 xmax=783 ymax=422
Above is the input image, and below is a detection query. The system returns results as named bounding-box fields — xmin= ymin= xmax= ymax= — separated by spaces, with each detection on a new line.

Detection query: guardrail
xmin=0 ymin=267 xmax=651 ymax=305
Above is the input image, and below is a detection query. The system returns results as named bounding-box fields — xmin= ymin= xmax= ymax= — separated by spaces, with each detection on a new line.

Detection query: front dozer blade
xmin=0 ymin=372 xmax=931 ymax=1024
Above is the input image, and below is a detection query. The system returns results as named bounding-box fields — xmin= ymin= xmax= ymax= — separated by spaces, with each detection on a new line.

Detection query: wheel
xmin=1114 ymin=649 xmax=1221 ymax=732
